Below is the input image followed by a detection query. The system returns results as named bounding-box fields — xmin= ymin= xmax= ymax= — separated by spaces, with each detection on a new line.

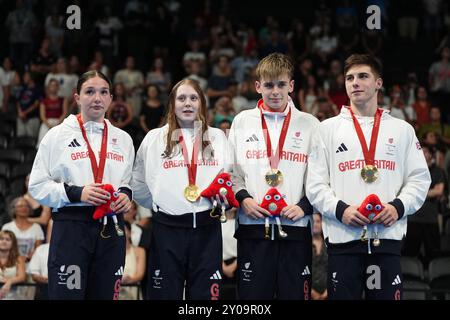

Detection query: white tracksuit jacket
xmin=229 ymin=99 xmax=320 ymax=227
xmin=131 ymin=125 xmax=230 ymax=216
xmin=29 ymin=114 xmax=135 ymax=209
xmin=306 ymin=107 xmax=431 ymax=245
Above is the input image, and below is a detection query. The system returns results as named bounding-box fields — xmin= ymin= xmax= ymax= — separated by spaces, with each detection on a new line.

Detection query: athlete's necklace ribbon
xmin=76 ymin=114 xmax=108 ymax=184
xmin=259 ymin=101 xmax=292 ymax=187
xmin=180 ymin=131 xmax=201 ymax=202
xmin=77 ymin=114 xmax=123 ymax=237
xmin=349 ymin=108 xmax=382 ymax=183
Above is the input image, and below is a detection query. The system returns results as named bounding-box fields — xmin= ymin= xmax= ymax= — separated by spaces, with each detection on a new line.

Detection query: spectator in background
xmin=403 ymin=144 xmax=444 ymax=267
xmin=106 ymin=83 xmax=135 ymax=137
xmin=16 ymin=71 xmax=41 ymax=139
xmin=30 ymin=37 xmax=56 ymax=87
xmin=221 ymin=208 xmax=237 ymax=300
xmin=37 ymin=79 xmax=67 ymax=148
xmin=422 ymin=130 xmax=446 ymax=169
xmin=140 ymin=84 xmax=165 ymax=135
xmin=146 ymin=57 xmax=172 ymax=103
xmin=207 ymin=55 xmax=235 ymax=108
xmin=287 ymin=19 xmax=312 ymax=62
xmin=123 ymin=201 xmax=151 ymax=248
xmin=0 ymin=57 xmax=17 ymax=113
xmin=412 ymin=86 xmax=432 ymax=131
xmin=94 ymin=5 xmax=123 ymax=68
xmin=298 ymin=74 xmax=321 ymax=113
xmin=361 ymin=29 xmax=384 ymax=57
xmin=183 ymin=39 xmax=207 ymax=75
xmin=44 ymin=58 xmax=79 ymax=99
xmin=68 ymin=55 xmax=83 ymax=76
xmin=28 ymin=219 xmax=53 ymax=300
xmin=230 ymin=47 xmax=259 ymax=84
xmin=89 ymin=51 xmax=110 ymax=79
xmin=310 ymin=96 xmax=338 ymax=119
xmin=428 ymin=46 xmax=450 ymax=121
xmin=327 ymin=74 xmax=348 ymax=111
xmin=213 ymin=96 xmax=235 ymax=128
xmin=1 ymin=197 xmax=44 ymax=262
xmin=44 ymin=8 xmax=64 ymax=57
xmin=0 ymin=62 xmax=9 ymax=114
xmin=5 ymin=0 xmax=38 ymax=69
xmin=218 ymin=119 xmax=232 ymax=136
xmin=403 ymin=72 xmax=419 ymax=108
xmin=419 ymin=106 xmax=450 ymax=147
xmin=119 ymin=222 xmax=146 ymax=300
xmin=185 ymin=60 xmax=208 ymax=92
xmin=388 ymin=84 xmax=415 ymax=125
xmin=114 ymin=56 xmax=144 ymax=117
xmin=311 ymin=213 xmax=327 ymax=300
xmin=0 ymin=230 xmax=26 ymax=300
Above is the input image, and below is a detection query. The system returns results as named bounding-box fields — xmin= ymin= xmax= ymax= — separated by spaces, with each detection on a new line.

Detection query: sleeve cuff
xmin=296 ymin=195 xmax=313 ymax=216
xmin=235 ymin=189 xmax=253 ymax=205
xmin=64 ymin=183 xmax=83 ymax=203
xmin=389 ymin=198 xmax=405 ymax=220
xmin=335 ymin=200 xmax=349 ymax=223
xmin=118 ymin=187 xmax=132 ymax=201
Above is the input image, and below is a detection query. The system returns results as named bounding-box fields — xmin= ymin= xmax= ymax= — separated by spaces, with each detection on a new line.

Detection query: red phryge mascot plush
xmin=260 ymin=188 xmax=288 ymax=239
xmin=201 ymin=172 xmax=239 ymax=223
xmin=357 ymin=194 xmax=384 ymax=222
xmin=93 ymin=184 xmax=124 ymax=238
xmin=357 ymin=194 xmax=384 ymax=252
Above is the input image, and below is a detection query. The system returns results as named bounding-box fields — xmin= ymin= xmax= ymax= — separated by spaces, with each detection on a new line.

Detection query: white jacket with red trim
xmin=229 ymin=99 xmax=320 ymax=227
xmin=131 ymin=124 xmax=231 ymax=215
xmin=29 ymin=114 xmax=135 ymax=208
xmin=306 ymin=107 xmax=431 ymax=244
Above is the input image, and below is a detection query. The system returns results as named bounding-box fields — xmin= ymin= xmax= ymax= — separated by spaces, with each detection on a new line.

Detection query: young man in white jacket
xmin=229 ymin=53 xmax=319 ymax=299
xmin=306 ymin=54 xmax=431 ymax=300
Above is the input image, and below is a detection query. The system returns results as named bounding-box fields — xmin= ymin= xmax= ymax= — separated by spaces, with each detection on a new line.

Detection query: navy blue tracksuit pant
xmin=147 ymin=210 xmax=222 ymax=300
xmin=327 ymin=253 xmax=403 ymax=300
xmin=48 ymin=207 xmax=126 ymax=300
xmin=235 ymin=224 xmax=312 ymax=300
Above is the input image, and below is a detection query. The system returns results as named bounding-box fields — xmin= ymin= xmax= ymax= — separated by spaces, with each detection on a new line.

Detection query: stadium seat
xmin=403 ymin=280 xmax=430 ymax=300
xmin=0 ymin=123 xmax=14 ymax=138
xmin=0 ymin=163 xmax=9 ymax=180
xmin=401 ymin=256 xmax=425 ymax=280
xmin=0 ymin=149 xmax=25 ymax=165
xmin=401 ymin=256 xmax=430 ymax=299
xmin=428 ymin=257 xmax=450 ymax=299
xmin=8 ymin=136 xmax=36 ymax=151
xmin=9 ymin=163 xmax=32 ymax=180
xmin=8 ymin=177 xmax=25 ymax=198
xmin=0 ymin=135 xmax=7 ymax=149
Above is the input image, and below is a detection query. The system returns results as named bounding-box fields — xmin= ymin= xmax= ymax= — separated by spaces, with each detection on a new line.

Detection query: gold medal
xmin=265 ymin=169 xmax=283 ymax=187
xmin=184 ymin=184 xmax=200 ymax=202
xmin=361 ymin=165 xmax=379 ymax=183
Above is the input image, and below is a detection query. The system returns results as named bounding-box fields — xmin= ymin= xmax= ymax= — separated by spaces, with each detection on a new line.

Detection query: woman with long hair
xmin=0 ymin=230 xmax=26 ymax=299
xmin=132 ymin=78 xmax=230 ymax=300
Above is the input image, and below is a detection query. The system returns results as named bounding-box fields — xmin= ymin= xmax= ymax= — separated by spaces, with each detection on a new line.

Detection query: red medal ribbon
xmin=349 ymin=107 xmax=382 ymax=166
xmin=179 ymin=130 xmax=201 ymax=186
xmin=76 ymin=114 xmax=108 ymax=183
xmin=258 ymin=99 xmax=292 ymax=170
